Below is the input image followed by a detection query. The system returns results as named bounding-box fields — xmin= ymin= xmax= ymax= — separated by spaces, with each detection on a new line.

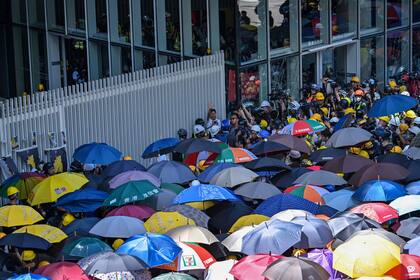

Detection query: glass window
xmin=118 ymin=0 xmax=131 ymax=42
xmin=133 ymin=0 xmax=155 ymax=47
xmin=46 ymin=0 xmax=65 ymax=31
xmin=360 ymin=36 xmax=385 ymax=88
xmin=111 ymin=46 xmax=132 ymax=75
xmin=239 ymin=64 xmax=268 ymax=104
xmin=301 ymin=0 xmax=328 ymax=48
xmin=412 ymin=27 xmax=420 ymax=72
xmin=11 ymin=0 xmax=27 ymax=24
xmin=67 ymin=0 xmax=86 ymax=33
xmin=219 ymin=0 xmax=236 ymax=62
xmin=28 ymin=0 xmax=45 ymax=28
xmin=331 ymin=0 xmax=356 ymax=40
xmin=183 ymin=0 xmax=208 ymax=56
xmin=238 ymin=0 xmax=267 ymax=64
xmin=89 ymin=41 xmax=109 ymax=80
xmin=302 ymin=53 xmax=317 ymax=85
xmin=360 ymin=0 xmax=384 ymax=35
xmin=158 ymin=54 xmax=181 ymax=66
xmin=65 ymin=39 xmax=88 ymax=85
xmin=134 ymin=49 xmax=156 ymax=70
xmin=12 ymin=27 xmax=31 ymax=95
xmin=387 ymin=30 xmax=409 ymax=79
xmin=269 ymin=0 xmax=299 ymax=54
xmin=30 ymin=30 xmax=48 ymax=92
xmin=414 ymin=0 xmax=420 ymax=23
xmin=271 ymin=56 xmax=300 ymax=100
xmin=156 ymin=0 xmax=181 ymax=53
xmin=387 ymin=0 xmax=409 ymax=28
xmin=95 ymin=0 xmax=108 ymax=36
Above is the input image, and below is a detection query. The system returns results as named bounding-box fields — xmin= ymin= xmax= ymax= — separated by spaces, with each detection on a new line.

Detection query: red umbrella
xmin=230 ymin=254 xmax=283 ymax=280
xmin=35 ymin=262 xmax=91 ymax=280
xmin=281 ymin=121 xmax=314 ymax=136
xmin=350 ymin=203 xmax=399 ymax=224
xmin=386 ymin=254 xmax=420 ymax=279
xmin=106 ymin=204 xmax=156 ymax=220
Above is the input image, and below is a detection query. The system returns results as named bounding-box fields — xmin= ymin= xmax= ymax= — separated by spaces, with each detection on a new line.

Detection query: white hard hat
xmin=400 ymin=91 xmax=410 ymax=96
xmin=329 ymin=117 xmax=339 ymax=123
xmin=194 ymin=125 xmax=205 ymax=135
xmin=389 ymin=116 xmax=401 ymax=127
xmin=251 ymin=125 xmax=261 ymax=133
xmin=260 ymin=100 xmax=271 ymax=108
xmin=414 ymin=117 xmax=420 ymax=125
xmin=209 ymin=125 xmax=220 ymax=137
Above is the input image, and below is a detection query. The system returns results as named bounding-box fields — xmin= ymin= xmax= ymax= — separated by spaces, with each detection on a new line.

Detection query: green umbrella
xmin=305 ymin=119 xmax=326 ymax=133
xmin=62 ymin=237 xmax=113 ymax=258
xmin=103 ymin=180 xmax=161 ymax=207
xmin=152 ymin=272 xmax=197 ymax=280
xmin=160 ymin=183 xmax=184 ymax=194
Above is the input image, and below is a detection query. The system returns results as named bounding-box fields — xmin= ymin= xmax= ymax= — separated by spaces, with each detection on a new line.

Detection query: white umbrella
xmin=205 ymin=260 xmax=237 ymax=280
xmin=221 ymin=226 xmax=254 ymax=252
xmin=270 ymin=209 xmax=314 ymax=222
xmin=166 ymin=225 xmax=218 ymax=245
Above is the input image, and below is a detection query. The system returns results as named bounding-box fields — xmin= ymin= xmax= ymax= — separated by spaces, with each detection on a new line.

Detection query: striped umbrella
xmin=212 ymin=148 xmax=257 ymax=164
xmin=305 ymin=119 xmax=327 ymax=133
xmin=284 ymin=185 xmax=330 ymax=205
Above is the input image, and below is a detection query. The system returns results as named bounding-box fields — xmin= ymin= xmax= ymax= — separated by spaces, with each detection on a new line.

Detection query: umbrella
xmin=368 ymin=95 xmax=418 ymax=117
xmin=205 ymin=260 xmax=237 ymax=280
xmin=271 ymin=168 xmax=311 ymax=189
xmin=0 ymin=205 xmax=43 ymax=227
xmin=143 ymin=189 xmax=178 ymax=211
xmin=305 ymin=119 xmax=327 ymax=133
xmin=291 ymin=216 xmax=333 ymax=249
xmin=213 ymin=148 xmax=257 ymax=164
xmin=73 ymin=142 xmax=122 ymax=164
xmin=222 ymin=226 xmax=254 ymax=252
xmin=174 ymin=138 xmax=222 ymax=154
xmin=102 ymin=160 xmax=146 ymax=178
xmin=116 ymin=233 xmax=182 ymax=267
xmin=350 ymin=203 xmax=399 ymax=223
xmin=228 ymin=214 xmax=269 ymax=233
xmin=108 ymin=170 xmax=161 ymax=189
xmin=197 ymin=163 xmax=239 ymax=183
xmin=349 ymin=163 xmax=409 ymax=186
xmin=62 ymin=237 xmax=113 ymax=258
xmin=230 ymin=254 xmax=283 ymax=280
xmin=284 ymin=185 xmax=329 ymax=204
xmin=148 ymin=160 xmax=196 ymax=184
xmin=244 ymin=157 xmax=290 ymax=172
xmin=377 ymin=153 xmax=411 ymax=168
xmin=306 ymin=249 xmax=343 ymax=280
xmin=7 ymin=274 xmax=51 ymax=280
xmin=322 ymin=154 xmax=373 ymax=173
xmin=405 ymin=236 xmax=420 ymax=256
xmin=35 ymin=262 xmax=91 ymax=280
xmin=55 ymin=188 xmax=108 ymax=212
xmin=269 ymin=134 xmax=311 ymax=154
xmin=89 ymin=216 xmax=146 ymax=238
xmin=81 ymin=251 xmax=148 ymax=275
xmin=152 ymin=273 xmax=196 ymax=280
xmin=0 ymin=232 xmax=51 ymax=250
xmin=173 ymin=182 xmax=239 ymax=204
xmin=28 ymin=173 xmax=88 ymax=205
xmin=405 ymin=160 xmax=420 ymax=183
xmin=404 ymin=146 xmax=420 ymax=160
xmin=13 ymin=225 xmax=67 ymax=243
xmin=322 ymin=189 xmax=358 ymax=212
xmin=333 ymin=235 xmax=401 ymax=278
xmin=103 ymin=180 xmax=161 ymax=207
xmin=0 ymin=172 xmax=45 ymax=200
xmin=280 ymin=121 xmax=314 ymax=136
xmin=270 ymin=209 xmax=314 ymax=222
xmin=352 ymin=180 xmax=406 ymax=202
xmin=326 ymin=127 xmax=372 ymax=148
xmin=234 ymin=182 xmax=281 ymax=200
xmin=241 ymin=219 xmax=302 ymax=255
xmin=390 ymin=195 xmax=420 ymax=215
xmin=386 ymin=254 xmax=420 ymax=279
xmin=337 ymin=228 xmax=406 ymax=250
xmin=327 ymin=213 xmax=382 ymax=241
xmin=166 ymin=225 xmax=218 ymax=245
xmin=209 ymin=167 xmax=258 ymax=188
xmin=396 ymin=217 xmax=420 ymax=239
xmin=106 ymin=205 xmax=156 ymax=220
xmin=293 ymin=170 xmax=347 ymax=186
xmin=309 ymin=148 xmax=347 ymax=163
xmin=163 ymin=205 xmax=209 ymax=228
xmin=161 ymin=183 xmax=184 ymax=194
xmin=250 ymin=140 xmax=289 ymax=156
xmin=263 ymin=257 xmax=330 ymax=280
xmin=406 ymin=181 xmax=420 ymax=195
xmin=143 ymin=137 xmax=180 ymax=159
xmin=207 ymin=201 xmax=253 ymax=233
xmin=62 ymin=217 xmax=100 ymax=236
xmin=144 ymin=211 xmax=196 ymax=233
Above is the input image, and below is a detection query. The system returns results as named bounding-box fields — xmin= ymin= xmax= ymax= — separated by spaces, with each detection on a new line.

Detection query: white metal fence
xmin=0 ymin=53 xmax=226 ymax=169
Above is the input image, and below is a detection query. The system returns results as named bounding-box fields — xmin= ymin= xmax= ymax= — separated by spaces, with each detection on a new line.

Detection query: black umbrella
xmin=199 ymin=242 xmax=229 ymax=261
xmin=271 ymin=168 xmax=311 ymax=189
xmin=309 ymin=148 xmax=347 ymax=163
xmin=327 ymin=213 xmax=381 ymax=241
xmin=263 ymin=257 xmax=330 ymax=280
xmin=269 ymin=134 xmax=312 ymax=154
xmin=349 ymin=163 xmax=409 ymax=186
xmin=62 ymin=217 xmax=100 ymax=236
xmin=0 ymin=233 xmax=51 ymax=250
xmin=207 ymin=201 xmax=253 ymax=233
xmin=102 ymin=160 xmax=146 ymax=178
xmin=322 ymin=154 xmax=373 ymax=173
xmin=377 ymin=153 xmax=411 ymax=168
xmin=404 ymin=160 xmax=420 ymax=182
xmin=250 ymin=140 xmax=289 ymax=156
xmin=83 ymin=252 xmax=148 ymax=275
xmin=244 ymin=157 xmax=290 ymax=172
xmin=174 ymin=138 xmax=223 ymax=154
xmin=147 ymin=160 xmax=196 ymax=184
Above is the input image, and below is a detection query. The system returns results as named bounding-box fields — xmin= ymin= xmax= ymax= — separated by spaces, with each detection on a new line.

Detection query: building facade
xmin=1 ymin=0 xmax=419 ymax=108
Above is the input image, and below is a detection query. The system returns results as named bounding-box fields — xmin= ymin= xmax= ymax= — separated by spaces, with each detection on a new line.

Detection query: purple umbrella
xmin=306 ymin=249 xmax=344 ymax=280
xmin=109 ymin=170 xmax=161 ymax=189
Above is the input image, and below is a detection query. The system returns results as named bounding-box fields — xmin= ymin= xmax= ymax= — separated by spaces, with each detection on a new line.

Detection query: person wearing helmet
xmin=112 ymin=239 xmax=125 ymax=250
xmin=249 ymin=125 xmax=262 ymax=145
xmin=6 ymin=186 xmax=20 ymax=205
xmin=405 ymin=110 xmax=417 ymax=126
xmin=351 ymin=76 xmax=360 ymax=90
xmin=377 ymin=116 xmax=390 ymax=128
xmin=310 ymin=113 xmax=322 ymax=122
xmin=193 ymin=125 xmax=207 ymax=138
xmin=61 ymin=213 xmax=76 ymax=227
xmin=390 ymin=146 xmax=402 ymax=153
xmin=14 ymin=250 xmax=38 ymax=274
xmin=315 ymin=92 xmax=325 ymax=102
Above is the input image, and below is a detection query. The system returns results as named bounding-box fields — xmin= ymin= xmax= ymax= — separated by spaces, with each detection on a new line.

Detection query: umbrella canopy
xmin=228 ymin=214 xmax=269 ymax=233
xmin=8 ymin=274 xmax=50 ymax=280
xmin=205 ymin=260 xmax=237 ymax=280
xmin=309 ymin=148 xmax=347 ymax=163
xmin=230 ymin=254 xmax=283 ymax=280
xmin=306 ymin=249 xmax=343 ymax=280
xmin=62 ymin=237 xmax=113 ymax=258
xmin=336 ymin=228 xmax=406 ymax=251
xmin=397 ymin=217 xmax=420 ymax=239
xmin=390 ymin=195 xmax=420 ymax=215
xmin=152 ymin=273 xmax=196 ymax=280
xmin=353 ymin=180 xmax=406 ymax=202
xmin=116 ymin=233 xmax=182 ymax=267
xmin=55 ymin=188 xmax=108 ymax=213
xmin=174 ymin=138 xmax=222 ymax=154
xmin=0 ymin=172 xmax=45 ymax=200
xmin=368 ymin=94 xmax=418 ymax=117
xmin=160 ymin=183 xmax=184 ymax=194
xmin=250 ymin=140 xmax=289 ymax=156
xmin=333 ymin=235 xmax=401 ymax=278
xmin=263 ymin=257 xmax=330 ymax=280
xmin=326 ymin=127 xmax=372 ymax=148
xmin=102 ymin=160 xmax=146 ymax=178
xmin=406 ymin=181 xmax=420 ymax=195
xmin=213 ymin=148 xmax=257 ymax=164
xmin=271 ymin=168 xmax=311 ymax=189
xmin=145 ymin=211 xmax=196 ymax=234
xmin=327 ymin=213 xmax=381 ymax=241
xmin=197 ymin=163 xmax=238 ymax=183
xmin=166 ymin=225 xmax=218 ymax=245
xmin=349 ymin=163 xmax=409 ymax=186
xmin=322 ymin=189 xmax=358 ymax=212
xmin=234 ymin=182 xmax=281 ymax=200
xmin=269 ymin=134 xmax=311 ymax=154
xmin=35 ymin=262 xmax=90 ymax=280
xmin=143 ymin=188 xmax=178 ymax=211
xmin=241 ymin=219 xmax=302 ymax=255
xmin=89 ymin=216 xmax=146 ymax=238
xmin=284 ymin=185 xmax=329 ymax=205
xmin=209 ymin=167 xmax=258 ymax=188
xmin=404 ymin=147 xmax=420 ymax=160
xmin=207 ymin=201 xmax=253 ymax=233
xmin=322 ymin=154 xmax=373 ymax=173
xmin=143 ymin=137 xmax=180 ymax=159
xmin=13 ymin=225 xmax=67 ymax=243
xmin=293 ymin=170 xmax=347 ymax=186
xmin=108 ymin=170 xmax=161 ymax=190
xmin=222 ymin=226 xmax=254 ymax=252
xmin=103 ymin=180 xmax=160 ymax=207
xmin=0 ymin=205 xmax=43 ymax=227
xmin=106 ymin=205 xmax=156 ymax=220
xmin=28 ymin=173 xmax=88 ymax=205
xmin=281 ymin=121 xmax=314 ymax=136
xmin=73 ymin=142 xmax=122 ymax=165
xmin=405 ymin=237 xmax=420 ymax=256
xmin=173 ymin=182 xmax=239 ymax=204
xmin=163 ymin=205 xmax=209 ymax=228
xmin=386 ymin=254 xmax=420 ymax=279
xmin=148 ymin=161 xmax=196 ymax=184
xmin=270 ymin=209 xmax=314 ymax=222
xmin=244 ymin=157 xmax=290 ymax=172
xmin=0 ymin=232 xmax=51 ymax=250
xmin=305 ymin=119 xmax=327 ymax=133
xmin=350 ymin=203 xmax=399 ymax=223
xmin=377 ymin=153 xmax=411 ymax=168
xmin=291 ymin=216 xmax=333 ymax=249
xmin=62 ymin=217 xmax=100 ymax=236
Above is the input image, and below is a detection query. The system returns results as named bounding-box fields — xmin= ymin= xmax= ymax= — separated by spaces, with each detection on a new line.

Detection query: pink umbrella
xmin=106 ymin=205 xmax=156 ymax=220
xmin=230 ymin=254 xmax=283 ymax=280
xmin=35 ymin=261 xmax=91 ymax=280
xmin=109 ymin=170 xmax=161 ymax=189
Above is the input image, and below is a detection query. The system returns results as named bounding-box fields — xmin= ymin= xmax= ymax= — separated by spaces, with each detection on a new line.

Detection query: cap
xmin=209 ymin=125 xmax=220 ymax=137
xmin=260 ymin=100 xmax=271 ymax=108
xmin=112 ymin=239 xmax=125 ymax=250
xmin=320 ymin=107 xmax=329 ymax=116
xmin=22 ymin=250 xmax=36 ymax=262
xmin=251 ymin=125 xmax=261 ymax=133
xmin=259 ymin=130 xmax=270 ymax=139
xmin=62 ymin=213 xmax=76 ymax=226
xmin=193 ymin=125 xmax=205 ymax=135
xmin=289 ymin=150 xmax=301 ymax=159
xmin=288 ymin=117 xmax=297 ymax=124
xmin=409 ymin=126 xmax=420 ymax=135
xmin=389 ymin=80 xmax=397 ymax=88
xmin=358 ymin=150 xmax=369 ymax=159
xmin=7 ymin=186 xmax=19 ymax=197
xmin=351 ymin=76 xmax=360 ymax=83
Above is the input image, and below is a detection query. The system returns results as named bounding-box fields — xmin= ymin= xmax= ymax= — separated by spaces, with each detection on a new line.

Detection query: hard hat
xmin=193 ymin=125 xmax=205 ymax=135
xmin=0 ymin=232 xmax=6 ymax=239
xmin=405 ymin=110 xmax=417 ymax=119
xmin=409 ymin=126 xmax=420 ymax=135
xmin=37 ymin=84 xmax=45 ymax=91
xmin=22 ymin=250 xmax=36 ymax=262
xmin=197 ymin=160 xmax=207 ymax=171
xmin=7 ymin=186 xmax=19 ymax=197
xmin=209 ymin=125 xmax=221 ymax=137
xmin=349 ymin=147 xmax=361 ymax=154
xmin=378 ymin=116 xmax=390 ymax=123
xmin=320 ymin=107 xmax=329 ymax=116
xmin=260 ymin=100 xmax=271 ymax=108
xmin=401 ymin=91 xmax=410 ymax=96
xmin=351 ymin=76 xmax=360 ymax=83
xmin=112 ymin=239 xmax=124 ymax=250
xmin=358 ymin=150 xmax=369 ymax=159
xmin=362 ymin=141 xmax=373 ymax=150
xmin=251 ymin=125 xmax=261 ymax=133
xmin=390 ymin=146 xmax=402 ymax=153
xmin=38 ymin=261 xmax=50 ymax=268
xmin=399 ymin=123 xmax=409 ymax=132
xmin=123 ymin=155 xmax=132 ymax=160
xmin=399 ymin=85 xmax=407 ymax=92
xmin=310 ymin=113 xmax=322 ymax=122
xmin=344 ymin=108 xmax=356 ymax=115
xmin=260 ymin=120 xmax=268 ymax=129
xmin=354 ymin=89 xmax=364 ymax=96
xmin=389 ymin=80 xmax=397 ymax=88
xmin=62 ymin=213 xmax=76 ymax=226
xmin=389 ymin=116 xmax=401 ymax=127
xmin=414 ymin=117 xmax=420 ymax=125
xmin=287 ymin=117 xmax=297 ymax=124
xmin=315 ymin=92 xmax=325 ymax=101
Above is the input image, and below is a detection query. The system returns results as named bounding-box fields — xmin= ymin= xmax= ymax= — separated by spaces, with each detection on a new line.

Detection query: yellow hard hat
xmin=362 ymin=141 xmax=373 ymax=150
xmin=358 ymin=150 xmax=369 ymax=159
xmin=38 ymin=261 xmax=50 ymax=268
xmin=315 ymin=92 xmax=325 ymax=101
xmin=405 ymin=110 xmax=417 ymax=119
xmin=351 ymin=76 xmax=360 ymax=83
xmin=378 ymin=116 xmax=390 ymax=123
xmin=260 ymin=119 xmax=268 ymax=129
xmin=389 ymin=80 xmax=397 ymax=88
xmin=197 ymin=160 xmax=207 ymax=171
xmin=349 ymin=147 xmax=361 ymax=154
xmin=310 ymin=113 xmax=322 ymax=122
xmin=320 ymin=107 xmax=329 ymax=116
xmin=288 ymin=117 xmax=297 ymax=124
xmin=399 ymin=85 xmax=407 ymax=93
xmin=391 ymin=146 xmax=402 ymax=153
xmin=399 ymin=123 xmax=409 ymax=132
xmin=7 ymin=186 xmax=19 ymax=197
xmin=112 ymin=239 xmax=124 ymax=250
xmin=293 ymin=249 xmax=307 ymax=257
xmin=37 ymin=84 xmax=45 ymax=91
xmin=22 ymin=250 xmax=36 ymax=262
xmin=123 ymin=155 xmax=132 ymax=160
xmin=0 ymin=232 xmax=6 ymax=239
xmin=62 ymin=213 xmax=76 ymax=226
xmin=344 ymin=108 xmax=356 ymax=115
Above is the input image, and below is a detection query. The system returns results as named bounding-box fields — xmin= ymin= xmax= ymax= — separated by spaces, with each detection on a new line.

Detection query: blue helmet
xmin=259 ymin=130 xmax=270 ymax=139
xmin=221 ymin=119 xmax=230 ymax=131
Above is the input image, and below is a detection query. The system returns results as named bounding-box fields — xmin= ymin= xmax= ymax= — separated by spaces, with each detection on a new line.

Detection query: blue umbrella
xmin=173 ymin=182 xmax=239 ymax=204
xmin=73 ymin=142 xmax=122 ymax=165
xmin=142 ymin=138 xmax=180 ymax=159
xmin=102 ymin=160 xmax=146 ymax=178
xmin=291 ymin=216 xmax=333 ymax=249
xmin=148 ymin=160 xmax=196 ymax=184
xmin=7 ymin=274 xmax=51 ymax=280
xmin=406 ymin=181 xmax=420 ymax=195
xmin=352 ymin=179 xmax=406 ymax=202
xmin=322 ymin=189 xmax=358 ymax=212
xmin=62 ymin=217 xmax=100 ymax=236
xmin=55 ymin=188 xmax=108 ymax=212
xmin=254 ymin=193 xmax=322 ymax=216
xmin=368 ymin=95 xmax=418 ymax=117
xmin=116 ymin=233 xmax=182 ymax=267
xmin=333 ymin=114 xmax=353 ymax=132
xmin=198 ymin=163 xmax=238 ymax=183
xmin=404 ymin=236 xmax=420 ymax=256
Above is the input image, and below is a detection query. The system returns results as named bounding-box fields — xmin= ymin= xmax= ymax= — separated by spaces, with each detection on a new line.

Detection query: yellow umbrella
xmin=0 ymin=205 xmax=43 ymax=227
xmin=333 ymin=235 xmax=401 ymax=278
xmin=144 ymin=211 xmax=196 ymax=234
xmin=28 ymin=172 xmax=88 ymax=205
xmin=13 ymin=224 xmax=67 ymax=243
xmin=356 ymin=277 xmax=396 ymax=280
xmin=229 ymin=214 xmax=269 ymax=233
xmin=185 ymin=201 xmax=215 ymax=210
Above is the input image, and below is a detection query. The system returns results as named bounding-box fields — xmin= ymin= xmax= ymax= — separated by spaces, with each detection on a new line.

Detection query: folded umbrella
xmin=396 ymin=217 xmax=420 ymax=239
xmin=368 ymin=94 xmax=418 ymax=117
xmin=309 ymin=148 xmax=347 ymax=163
xmin=263 ymin=257 xmax=330 ymax=280
xmin=148 ymin=160 xmax=196 ymax=184
xmin=103 ymin=180 xmax=161 ymax=207
xmin=291 ymin=216 xmax=333 ymax=249
xmin=322 ymin=189 xmax=358 ymax=212
xmin=35 ymin=262 xmax=91 ymax=280
xmin=234 ymin=182 xmax=281 ymax=200
xmin=197 ymin=163 xmax=238 ymax=183
xmin=269 ymin=134 xmax=311 ymax=154
xmin=230 ymin=254 xmax=283 ymax=280
xmin=0 ymin=205 xmax=43 ymax=227
xmin=213 ymin=147 xmax=257 ymax=164
xmin=55 ymin=188 xmax=108 ymax=213
xmin=244 ymin=157 xmax=290 ymax=172
xmin=174 ymin=138 xmax=222 ymax=154
xmin=270 ymin=168 xmax=311 ymax=189
xmin=326 ymin=127 xmax=372 ymax=148
xmin=102 ymin=160 xmax=146 ymax=178
xmin=163 ymin=205 xmax=209 ymax=228
xmin=62 ymin=237 xmax=113 ymax=259
xmin=322 ymin=154 xmax=373 ymax=173
xmin=350 ymin=203 xmax=399 ymax=223
xmin=293 ymin=170 xmax=347 ymax=186
xmin=390 ymin=195 xmax=420 ymax=215
xmin=108 ymin=170 xmax=161 ymax=189
xmin=62 ymin=217 xmax=99 ymax=236
xmin=173 ymin=181 xmax=239 ymax=204
xmin=143 ymin=137 xmax=180 ymax=159
xmin=165 ymin=225 xmax=218 ymax=245
xmin=327 ymin=213 xmax=381 ymax=241
xmin=210 ymin=167 xmax=258 ymax=188
xmin=270 ymin=209 xmax=314 ymax=222
xmin=0 ymin=232 xmax=51 ymax=250
xmin=386 ymin=254 xmax=420 ymax=279
xmin=106 ymin=204 xmax=155 ymax=220
xmin=89 ymin=216 xmax=146 ymax=238
xmin=284 ymin=185 xmax=329 ymax=205
xmin=250 ymin=140 xmax=289 ymax=156
xmin=405 ymin=236 xmax=420 ymax=256
xmin=13 ymin=224 xmax=67 ymax=243
xmin=73 ymin=142 xmax=122 ymax=165
xmin=145 ymin=211 xmax=196 ymax=234
xmin=352 ymin=180 xmax=406 ymax=202
xmin=349 ymin=163 xmax=409 ymax=186
xmin=0 ymin=172 xmax=45 ymax=200
xmin=228 ymin=214 xmax=268 ymax=233
xmin=207 ymin=201 xmax=253 ymax=233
